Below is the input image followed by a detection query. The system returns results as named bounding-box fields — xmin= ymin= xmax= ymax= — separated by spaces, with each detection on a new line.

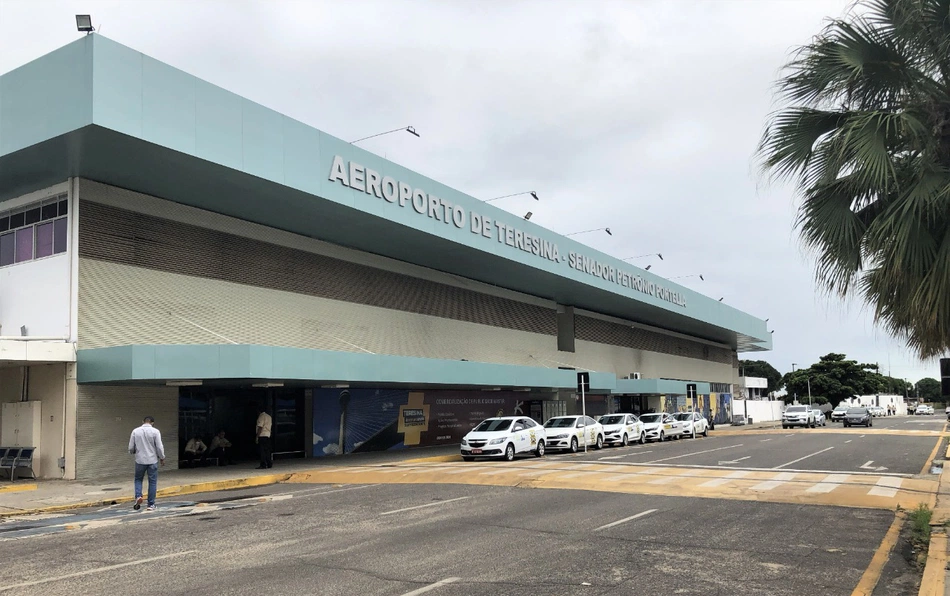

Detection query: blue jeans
xmin=134 ymin=462 xmax=158 ymax=507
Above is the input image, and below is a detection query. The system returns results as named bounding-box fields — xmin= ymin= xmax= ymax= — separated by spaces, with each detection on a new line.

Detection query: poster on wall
xmin=311 ymin=388 xmax=529 ymax=457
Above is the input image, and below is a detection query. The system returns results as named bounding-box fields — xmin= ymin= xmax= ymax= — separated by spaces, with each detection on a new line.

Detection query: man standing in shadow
xmin=256 ymin=407 xmax=273 ymax=469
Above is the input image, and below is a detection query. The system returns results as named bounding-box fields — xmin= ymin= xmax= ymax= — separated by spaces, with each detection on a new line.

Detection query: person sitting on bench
xmin=183 ymin=435 xmax=208 ymax=466
xmin=207 ymin=431 xmax=234 ymax=465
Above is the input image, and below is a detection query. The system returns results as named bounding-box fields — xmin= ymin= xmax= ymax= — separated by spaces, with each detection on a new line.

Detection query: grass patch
xmin=909 ymin=504 xmax=933 ymax=552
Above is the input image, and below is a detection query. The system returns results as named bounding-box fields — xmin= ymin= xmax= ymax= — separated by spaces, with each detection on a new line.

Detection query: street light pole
xmin=807 ymin=377 xmax=812 ymax=406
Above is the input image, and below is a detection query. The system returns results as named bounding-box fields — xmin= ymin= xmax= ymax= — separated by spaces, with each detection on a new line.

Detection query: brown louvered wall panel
xmin=575 ymin=315 xmax=733 ymax=365
xmin=78 ymin=201 xmax=557 ymax=336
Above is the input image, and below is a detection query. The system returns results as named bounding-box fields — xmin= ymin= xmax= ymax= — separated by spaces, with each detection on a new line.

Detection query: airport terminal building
xmin=0 ymin=35 xmax=771 ymax=480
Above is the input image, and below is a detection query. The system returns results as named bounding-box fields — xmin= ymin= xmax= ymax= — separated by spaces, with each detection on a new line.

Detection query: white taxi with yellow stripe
xmin=543 ymin=415 xmax=604 ymax=452
xmin=599 ymin=413 xmax=645 ymax=446
xmin=461 ymin=416 xmax=545 ymax=461
xmin=639 ymin=412 xmax=685 ymax=442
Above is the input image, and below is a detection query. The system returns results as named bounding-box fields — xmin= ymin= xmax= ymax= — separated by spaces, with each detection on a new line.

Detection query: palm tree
xmin=758 ymin=0 xmax=950 ymax=358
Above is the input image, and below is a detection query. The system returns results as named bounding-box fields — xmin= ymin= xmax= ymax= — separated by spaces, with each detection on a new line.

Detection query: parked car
xmin=461 ymin=416 xmax=546 ymax=461
xmin=599 ymin=413 xmax=644 ymax=446
xmin=640 ymin=413 xmax=686 ymax=442
xmin=868 ymin=406 xmax=886 ymax=417
xmin=831 ymin=406 xmax=849 ymax=422
xmin=916 ymin=405 xmax=935 ymax=415
xmin=812 ymin=409 xmax=827 ymax=426
xmin=844 ymin=407 xmax=872 ymax=427
xmin=543 ymin=415 xmax=604 ymax=452
xmin=782 ymin=405 xmax=816 ymax=429
xmin=673 ymin=411 xmax=709 ymax=438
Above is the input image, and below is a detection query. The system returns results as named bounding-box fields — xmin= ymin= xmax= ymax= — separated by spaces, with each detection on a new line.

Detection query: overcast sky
xmin=0 ymin=0 xmax=939 ymax=385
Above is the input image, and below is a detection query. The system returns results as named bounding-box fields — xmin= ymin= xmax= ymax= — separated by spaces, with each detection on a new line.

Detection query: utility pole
xmin=807 ymin=377 xmax=812 ymax=406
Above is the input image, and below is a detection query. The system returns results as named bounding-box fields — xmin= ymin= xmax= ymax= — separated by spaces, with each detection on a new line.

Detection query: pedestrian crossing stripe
xmin=285 ymin=461 xmax=936 ymax=511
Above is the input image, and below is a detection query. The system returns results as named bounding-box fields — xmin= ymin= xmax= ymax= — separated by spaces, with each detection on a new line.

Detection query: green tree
xmin=781 ymin=353 xmax=883 ymax=406
xmin=916 ymin=377 xmax=942 ymax=401
xmin=739 ymin=360 xmax=782 ymax=393
xmin=758 ymin=0 xmax=950 ymax=358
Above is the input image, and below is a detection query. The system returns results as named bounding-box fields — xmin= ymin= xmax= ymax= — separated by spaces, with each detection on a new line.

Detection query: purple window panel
xmin=35 ymin=222 xmax=54 ymax=258
xmin=0 ymin=232 xmax=13 ymax=266
xmin=53 ymin=218 xmax=68 ymax=254
xmin=15 ymin=227 xmax=33 ymax=262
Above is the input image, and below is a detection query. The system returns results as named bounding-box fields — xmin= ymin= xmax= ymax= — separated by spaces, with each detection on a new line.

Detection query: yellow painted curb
xmin=400 ymin=454 xmax=462 ymax=464
xmin=0 ymin=473 xmax=292 ymax=518
xmin=0 ymin=483 xmax=37 ymax=494
xmin=918 ymin=528 xmax=947 ymax=596
xmin=852 ymin=512 xmax=905 ymax=596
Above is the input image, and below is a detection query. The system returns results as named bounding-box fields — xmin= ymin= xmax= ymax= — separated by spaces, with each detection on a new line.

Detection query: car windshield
xmin=600 ymin=415 xmax=625 ymax=425
xmin=834 ymin=406 xmax=848 ymax=411
xmin=640 ymin=414 xmax=663 ymax=423
xmin=847 ymin=408 xmax=867 ymax=414
xmin=544 ymin=418 xmax=577 ymax=428
xmin=785 ymin=406 xmax=807 ymax=413
xmin=473 ymin=419 xmax=512 ymax=432
xmin=673 ymin=413 xmax=692 ymax=420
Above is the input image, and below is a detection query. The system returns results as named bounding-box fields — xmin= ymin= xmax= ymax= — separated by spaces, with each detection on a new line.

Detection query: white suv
xmin=782 ymin=405 xmax=816 ymax=429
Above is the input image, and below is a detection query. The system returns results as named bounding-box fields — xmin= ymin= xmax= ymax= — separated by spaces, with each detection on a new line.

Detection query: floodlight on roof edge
xmin=524 ymin=212 xmax=533 ymax=220
xmin=484 ymin=191 xmax=540 ymax=203
xmin=565 ymin=227 xmax=612 ymax=237
xmin=76 ymin=14 xmax=95 ymax=33
xmin=349 ymin=126 xmax=420 ymax=144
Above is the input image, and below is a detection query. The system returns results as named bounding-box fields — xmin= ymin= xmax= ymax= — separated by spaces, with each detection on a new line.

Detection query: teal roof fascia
xmin=77 ymin=344 xmax=602 ymax=389
xmin=613 ymin=378 xmax=713 ymax=395
xmin=1 ymin=35 xmax=771 ymax=353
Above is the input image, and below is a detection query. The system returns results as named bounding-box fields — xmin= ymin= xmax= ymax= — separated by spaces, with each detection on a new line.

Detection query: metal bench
xmin=0 ymin=447 xmax=36 ymax=481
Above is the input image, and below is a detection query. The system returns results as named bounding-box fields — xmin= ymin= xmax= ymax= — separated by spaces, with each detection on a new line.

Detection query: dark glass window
xmin=0 ymin=216 xmax=8 ymax=233
xmin=0 ymin=232 xmax=13 ymax=266
xmin=41 ymin=203 xmax=58 ymax=220
xmin=14 ymin=227 xmax=32 ymax=262
xmin=58 ymin=199 xmax=68 ymax=216
xmin=53 ymin=218 xmax=68 ymax=254
xmin=24 ymin=208 xmax=41 ymax=225
xmin=35 ymin=221 xmax=54 ymax=258
xmin=9 ymin=212 xmax=24 ymax=228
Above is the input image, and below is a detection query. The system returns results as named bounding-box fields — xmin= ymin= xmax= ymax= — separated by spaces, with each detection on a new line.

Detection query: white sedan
xmin=461 ymin=416 xmax=546 ymax=461
xmin=599 ymin=413 xmax=645 ymax=446
xmin=543 ymin=415 xmax=604 ymax=452
xmin=672 ymin=412 xmax=709 ymax=438
xmin=639 ymin=413 xmax=686 ymax=442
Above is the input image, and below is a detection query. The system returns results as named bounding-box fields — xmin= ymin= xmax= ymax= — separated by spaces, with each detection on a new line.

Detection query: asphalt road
xmin=0 ymin=414 xmax=941 ymax=595
xmin=0 ymin=482 xmax=899 ymax=596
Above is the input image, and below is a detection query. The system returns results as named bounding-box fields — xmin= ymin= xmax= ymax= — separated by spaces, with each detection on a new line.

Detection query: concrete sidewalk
xmin=0 ymin=445 xmax=460 ymax=517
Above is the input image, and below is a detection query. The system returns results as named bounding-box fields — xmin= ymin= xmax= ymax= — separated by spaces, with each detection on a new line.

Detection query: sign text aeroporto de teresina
xmin=328 ymin=155 xmax=687 ymax=308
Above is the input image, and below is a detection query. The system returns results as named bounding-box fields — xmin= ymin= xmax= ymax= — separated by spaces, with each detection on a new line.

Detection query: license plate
xmin=471 ymin=449 xmax=482 ymax=454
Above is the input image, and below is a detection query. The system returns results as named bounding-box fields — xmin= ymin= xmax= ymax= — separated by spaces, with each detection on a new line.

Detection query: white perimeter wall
xmin=733 ymin=399 xmax=784 ymax=422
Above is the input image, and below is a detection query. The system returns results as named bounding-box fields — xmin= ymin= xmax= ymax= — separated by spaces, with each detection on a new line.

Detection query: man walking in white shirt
xmin=256 ymin=407 xmax=273 ymax=469
xmin=128 ymin=416 xmax=165 ymax=511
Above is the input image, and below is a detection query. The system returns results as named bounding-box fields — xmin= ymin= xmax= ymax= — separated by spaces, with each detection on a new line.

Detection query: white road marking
xmin=400 ymin=577 xmax=461 ymax=596
xmin=648 ymin=475 xmax=678 ymax=484
xmin=647 ymin=443 xmax=744 ymax=463
xmin=845 ymin=440 xmax=852 ymax=443
xmin=594 ymin=508 xmax=658 ymax=531
xmin=292 ymin=484 xmax=381 ymax=499
xmin=479 ymin=468 xmax=514 ymax=476
xmin=599 ymin=451 xmax=653 ymax=461
xmin=760 ymin=439 xmax=772 ymax=442
xmin=751 ymin=472 xmax=796 ymax=491
xmin=598 ymin=455 xmax=625 ymax=460
xmin=785 ymin=434 xmax=793 ymax=437
xmin=699 ymin=471 xmax=750 ymax=487
xmin=806 ymin=474 xmax=850 ymax=493
xmin=601 ymin=473 xmax=645 ymax=482
xmin=380 ymin=497 xmax=471 ymax=516
xmin=0 ymin=551 xmax=195 ymax=591
xmin=557 ymin=471 xmax=599 ymax=480
xmin=773 ymin=447 xmax=835 ymax=469
xmin=718 ymin=456 xmax=752 ymax=465
xmin=868 ymin=477 xmax=903 ymax=498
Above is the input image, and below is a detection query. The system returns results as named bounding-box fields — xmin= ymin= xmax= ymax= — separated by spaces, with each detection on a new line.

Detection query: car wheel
xmin=570 ymin=437 xmax=579 ymax=453
xmin=702 ymin=426 xmax=708 ymax=437
xmin=640 ymin=432 xmax=646 ymax=444
xmin=782 ymin=425 xmax=787 ymax=429
xmin=463 ymin=456 xmax=474 ymax=462
xmin=621 ymin=433 xmax=628 ymax=447
xmin=845 ymin=423 xmax=850 ymax=427
xmin=504 ymin=443 xmax=515 ymax=461
xmin=868 ymin=420 xmax=872 ymax=427
xmin=535 ymin=440 xmax=545 ymax=458
xmin=595 ymin=435 xmax=604 ymax=450
xmin=659 ymin=431 xmax=665 ymax=442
